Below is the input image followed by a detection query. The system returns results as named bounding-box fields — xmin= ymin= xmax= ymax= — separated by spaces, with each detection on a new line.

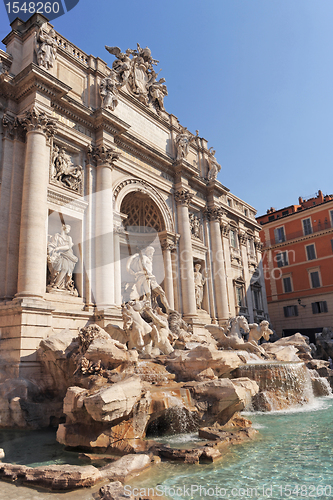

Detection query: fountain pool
xmin=1 ymin=398 xmax=333 ymax=498
xmin=126 ymin=396 xmax=333 ymax=499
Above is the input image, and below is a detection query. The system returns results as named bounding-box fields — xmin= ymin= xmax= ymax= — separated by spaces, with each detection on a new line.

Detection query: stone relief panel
xmin=35 ymin=25 xmax=57 ymax=70
xmin=105 ymin=44 xmax=167 ymax=114
xmin=50 ymin=145 xmax=83 ymax=194
xmin=189 ymin=213 xmax=203 ymax=240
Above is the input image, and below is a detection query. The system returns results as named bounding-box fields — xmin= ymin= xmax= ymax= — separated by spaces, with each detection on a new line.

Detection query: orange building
xmin=257 ymin=190 xmax=333 ymax=341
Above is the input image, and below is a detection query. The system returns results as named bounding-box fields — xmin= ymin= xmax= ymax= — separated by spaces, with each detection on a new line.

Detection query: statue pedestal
xmin=187 ymin=309 xmax=211 ymax=335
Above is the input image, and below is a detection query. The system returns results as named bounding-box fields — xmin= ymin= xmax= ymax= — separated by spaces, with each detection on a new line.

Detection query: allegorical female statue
xmin=47 ymin=224 xmax=78 ymax=295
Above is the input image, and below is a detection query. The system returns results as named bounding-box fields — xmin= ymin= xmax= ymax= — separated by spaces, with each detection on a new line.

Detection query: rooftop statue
xmin=175 ymin=127 xmax=197 ymax=160
xmin=105 ymin=44 xmax=167 ymax=112
xmin=35 ymin=25 xmax=57 ymax=70
xmin=207 ymin=148 xmax=221 ymax=181
xmin=99 ymin=70 xmax=119 ymax=111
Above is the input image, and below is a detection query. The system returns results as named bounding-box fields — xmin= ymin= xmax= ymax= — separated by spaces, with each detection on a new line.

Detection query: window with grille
xmin=230 ymin=230 xmax=238 ymax=248
xmin=312 ymin=301 xmax=328 ymax=314
xmin=121 ymin=194 xmax=164 ymax=233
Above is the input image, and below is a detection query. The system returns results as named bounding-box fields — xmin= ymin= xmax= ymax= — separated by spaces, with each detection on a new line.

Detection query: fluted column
xmin=91 ymin=145 xmax=119 ymax=309
xmin=175 ymin=189 xmax=197 ymax=317
xmin=113 ymin=220 xmax=124 ymax=306
xmin=239 ymin=231 xmax=254 ymax=322
xmin=16 ymin=107 xmax=56 ymax=299
xmin=207 ymin=207 xmax=229 ymax=322
xmin=161 ymin=240 xmax=175 ymax=310
xmin=255 ymin=237 xmax=270 ymax=318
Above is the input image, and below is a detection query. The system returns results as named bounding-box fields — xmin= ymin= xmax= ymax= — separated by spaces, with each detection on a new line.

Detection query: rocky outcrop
xmin=0 ymin=462 xmax=102 ymax=490
xmin=99 ymin=481 xmax=135 ymax=500
xmin=264 ymin=333 xmax=312 ymax=361
xmin=184 ymin=377 xmax=259 ymax=425
xmin=100 ymin=454 xmax=151 ymax=481
xmin=166 ymin=345 xmax=241 ymax=381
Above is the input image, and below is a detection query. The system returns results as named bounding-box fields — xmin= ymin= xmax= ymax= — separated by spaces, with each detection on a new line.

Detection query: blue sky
xmin=1 ymin=0 xmax=333 ymax=216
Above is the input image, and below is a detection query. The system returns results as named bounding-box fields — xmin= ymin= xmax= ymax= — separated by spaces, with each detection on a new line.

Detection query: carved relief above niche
xmin=50 ymin=144 xmax=83 ymax=195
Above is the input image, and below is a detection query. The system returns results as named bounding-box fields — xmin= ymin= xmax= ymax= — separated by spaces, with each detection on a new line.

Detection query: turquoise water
xmin=128 ymin=397 xmax=333 ymax=500
xmin=1 ymin=398 xmax=333 ymax=499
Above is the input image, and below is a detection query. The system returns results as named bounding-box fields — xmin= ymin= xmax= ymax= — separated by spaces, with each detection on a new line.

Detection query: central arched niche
xmin=120 ymin=191 xmax=166 ymax=304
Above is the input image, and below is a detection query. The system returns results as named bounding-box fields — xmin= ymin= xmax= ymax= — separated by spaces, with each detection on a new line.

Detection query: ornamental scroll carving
xmin=51 ymin=146 xmax=83 ymax=194
xmin=105 ymin=44 xmax=167 ymax=113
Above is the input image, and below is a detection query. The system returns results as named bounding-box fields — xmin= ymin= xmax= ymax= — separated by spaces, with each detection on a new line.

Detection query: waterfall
xmin=234 ymin=361 xmax=318 ymax=411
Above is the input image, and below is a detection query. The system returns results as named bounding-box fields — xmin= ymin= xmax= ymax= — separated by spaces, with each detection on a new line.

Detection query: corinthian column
xmin=161 ymin=239 xmax=175 ymax=310
xmin=207 ymin=207 xmax=229 ymax=322
xmin=16 ymin=107 xmax=56 ymax=299
xmin=91 ymin=145 xmax=119 ymax=309
xmin=175 ymin=189 xmax=197 ymax=318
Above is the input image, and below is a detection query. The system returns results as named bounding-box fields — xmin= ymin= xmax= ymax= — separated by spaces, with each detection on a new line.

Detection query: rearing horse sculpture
xmin=205 ymin=315 xmax=266 ymax=355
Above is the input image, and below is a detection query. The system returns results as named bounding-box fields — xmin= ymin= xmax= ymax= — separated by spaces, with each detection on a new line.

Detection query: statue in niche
xmin=207 ymin=148 xmax=221 ymax=181
xmin=175 ymin=127 xmax=198 ymax=160
xmin=51 ymin=146 xmax=83 ymax=193
xmin=189 ymin=213 xmax=201 ymax=239
xmin=47 ymin=224 xmax=78 ymax=295
xmin=35 ymin=26 xmax=57 ymax=70
xmin=194 ymin=263 xmax=206 ymax=310
xmin=100 ymin=70 xmax=119 ymax=111
xmin=126 ymin=246 xmax=170 ymax=313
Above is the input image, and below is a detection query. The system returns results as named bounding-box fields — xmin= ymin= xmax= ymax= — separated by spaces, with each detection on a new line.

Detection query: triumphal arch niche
xmin=0 ymin=14 xmax=269 ymax=378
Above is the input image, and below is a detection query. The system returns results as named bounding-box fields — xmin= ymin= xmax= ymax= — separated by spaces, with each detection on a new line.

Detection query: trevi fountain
xmin=0 ymin=14 xmax=333 ymax=500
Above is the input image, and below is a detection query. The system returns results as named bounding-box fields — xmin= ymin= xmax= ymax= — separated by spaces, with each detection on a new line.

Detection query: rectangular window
xmin=310 ymin=271 xmax=320 ymax=288
xmin=227 ymin=199 xmax=232 ymax=207
xmin=230 ymin=230 xmax=238 ymax=248
xmin=312 ymin=301 xmax=328 ymax=314
xmin=283 ymin=305 xmax=298 ymax=317
xmin=244 ymin=208 xmax=248 ymax=217
xmin=268 ymin=215 xmax=275 ymax=222
xmin=282 ymin=210 xmax=289 ymax=216
xmin=283 ymin=276 xmax=292 ymax=293
xmin=253 ymin=288 xmax=262 ymax=310
xmin=276 ymin=251 xmax=289 ymax=268
xmin=274 ymin=226 xmax=286 ymax=243
xmin=306 ymin=244 xmax=316 ymax=261
xmin=235 ymin=286 xmax=245 ymax=307
xmin=302 ymin=218 xmax=312 ymax=235
xmin=331 ymin=239 xmax=333 ymax=252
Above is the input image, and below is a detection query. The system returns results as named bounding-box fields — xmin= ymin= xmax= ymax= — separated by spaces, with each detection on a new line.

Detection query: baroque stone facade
xmin=0 ymin=14 xmax=268 ymax=378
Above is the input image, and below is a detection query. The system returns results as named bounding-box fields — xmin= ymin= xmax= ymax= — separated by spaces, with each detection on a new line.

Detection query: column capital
xmin=19 ymin=106 xmax=56 ymax=137
xmin=238 ymin=230 xmax=248 ymax=246
xmin=87 ymin=145 xmax=120 ymax=168
xmin=254 ymin=237 xmax=264 ymax=251
xmin=174 ymin=189 xmax=193 ymax=206
xmin=221 ymin=221 xmax=230 ymax=237
xmin=204 ymin=206 xmax=225 ymax=221
xmin=161 ymin=239 xmax=176 ymax=251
